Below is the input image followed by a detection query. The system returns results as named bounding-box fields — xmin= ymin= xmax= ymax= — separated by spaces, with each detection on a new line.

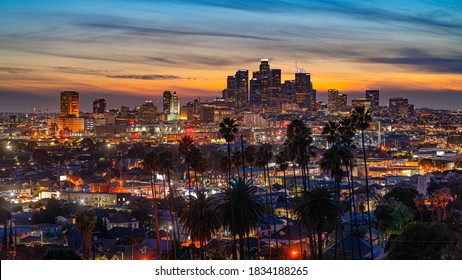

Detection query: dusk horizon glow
xmin=1 ymin=0 xmax=462 ymax=111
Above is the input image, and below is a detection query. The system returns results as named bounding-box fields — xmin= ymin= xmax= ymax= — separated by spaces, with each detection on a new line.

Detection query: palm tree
xmin=178 ymin=135 xmax=194 ymax=194
xmin=219 ymin=117 xmax=239 ymax=182
xmin=144 ymin=151 xmax=161 ymax=259
xmin=320 ymin=143 xmax=352 ymax=259
xmin=76 ymin=209 xmax=96 ymax=260
xmin=295 ymin=187 xmax=340 ymax=260
xmin=256 ymin=143 xmax=279 ymax=254
xmin=285 ymin=119 xmax=316 ymax=258
xmin=351 ymin=105 xmax=374 ymax=258
xmin=180 ymin=189 xmax=221 ymax=259
xmin=159 ymin=149 xmax=178 ymax=259
xmin=217 ymin=177 xmax=265 ymax=260
xmin=218 ymin=117 xmax=239 ymax=259
xmin=338 ymin=117 xmax=362 ymax=259
xmin=276 ymin=149 xmax=291 ymax=250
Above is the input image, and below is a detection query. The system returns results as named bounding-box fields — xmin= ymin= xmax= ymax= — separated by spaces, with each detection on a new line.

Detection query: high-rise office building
xmin=140 ymin=100 xmax=157 ymax=123
xmin=163 ymin=91 xmax=172 ymax=115
xmin=328 ymin=89 xmax=347 ymax=113
xmin=250 ymin=78 xmax=262 ymax=105
xmin=235 ymin=69 xmax=249 ymax=107
xmin=366 ymin=90 xmax=380 ymax=111
xmin=60 ymin=91 xmax=79 ymax=117
xmin=389 ymin=97 xmax=409 ymax=118
xmin=295 ymin=69 xmax=315 ymax=109
xmin=93 ymin=98 xmax=106 ymax=114
xmin=226 ymin=76 xmax=236 ymax=106
xmin=168 ymin=91 xmax=180 ymax=120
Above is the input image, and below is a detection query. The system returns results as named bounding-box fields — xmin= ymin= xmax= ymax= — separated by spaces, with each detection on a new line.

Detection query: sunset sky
xmin=1 ymin=0 xmax=461 ymax=112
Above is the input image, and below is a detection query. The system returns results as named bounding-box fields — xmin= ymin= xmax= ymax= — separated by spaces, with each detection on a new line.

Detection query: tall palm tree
xmin=286 ymin=119 xmax=316 ymax=258
xmin=218 ymin=117 xmax=239 ymax=259
xmin=338 ymin=117 xmax=362 ymax=259
xmin=256 ymin=143 xmax=279 ymax=254
xmin=276 ymin=149 xmax=291 ymax=250
xmin=217 ymin=177 xmax=265 ymax=260
xmin=144 ymin=151 xmax=161 ymax=259
xmin=76 ymin=209 xmax=96 ymax=260
xmin=351 ymin=105 xmax=374 ymax=258
xmin=159 ymin=149 xmax=178 ymax=259
xmin=295 ymin=187 xmax=340 ymax=260
xmin=178 ymin=135 xmax=194 ymax=194
xmin=180 ymin=189 xmax=221 ymax=259
xmin=320 ymin=143 xmax=352 ymax=259
xmin=219 ymin=117 xmax=239 ymax=182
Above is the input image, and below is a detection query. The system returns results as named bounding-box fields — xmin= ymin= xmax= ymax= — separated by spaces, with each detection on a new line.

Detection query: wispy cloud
xmin=105 ymin=74 xmax=181 ymax=80
xmin=0 ymin=67 xmax=32 ymax=74
xmin=360 ymin=48 xmax=462 ymax=74
xmin=76 ymin=22 xmax=273 ymax=41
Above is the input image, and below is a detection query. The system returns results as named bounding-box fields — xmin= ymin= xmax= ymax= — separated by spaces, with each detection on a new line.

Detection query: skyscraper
xmin=226 ymin=76 xmax=236 ymax=106
xmin=366 ymin=90 xmax=380 ymax=111
xmin=168 ymin=91 xmax=180 ymax=120
xmin=93 ymin=98 xmax=106 ymax=114
xmin=250 ymin=78 xmax=262 ymax=105
xmin=163 ymin=91 xmax=172 ymax=115
xmin=235 ymin=69 xmax=249 ymax=107
xmin=60 ymin=91 xmax=79 ymax=117
xmin=295 ymin=68 xmax=316 ymax=110
xmin=389 ymin=97 xmax=409 ymax=118
xmin=328 ymin=89 xmax=347 ymax=113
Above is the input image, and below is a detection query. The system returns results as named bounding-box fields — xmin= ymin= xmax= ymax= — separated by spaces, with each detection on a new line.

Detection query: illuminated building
xmin=235 ymin=70 xmax=249 ymax=107
xmin=163 ymin=91 xmax=172 ymax=115
xmin=226 ymin=76 xmax=236 ymax=106
xmin=366 ymin=90 xmax=379 ymax=111
xmin=295 ymin=69 xmax=316 ymax=110
xmin=168 ymin=91 xmax=180 ymax=121
xmin=139 ymin=100 xmax=158 ymax=123
xmin=328 ymin=89 xmax=347 ymax=113
xmin=93 ymin=98 xmax=106 ymax=114
xmin=352 ymin=97 xmax=371 ymax=110
xmin=60 ymin=91 xmax=79 ymax=117
xmin=389 ymin=97 xmax=409 ymax=118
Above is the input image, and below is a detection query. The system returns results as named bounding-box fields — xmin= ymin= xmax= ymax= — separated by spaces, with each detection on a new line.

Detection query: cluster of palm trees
xmin=177 ymin=106 xmax=374 ymax=260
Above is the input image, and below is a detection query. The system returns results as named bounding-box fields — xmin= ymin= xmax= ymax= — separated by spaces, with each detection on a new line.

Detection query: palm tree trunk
xmin=334 ymin=180 xmax=339 ymax=260
xmin=239 ymin=235 xmax=245 ymax=260
xmin=283 ymin=170 xmax=291 ymax=250
xmin=167 ymin=169 xmax=179 ymax=260
xmin=317 ymin=231 xmax=323 ymax=260
xmin=150 ymin=170 xmax=161 ymax=259
xmin=349 ymin=163 xmax=362 ymax=259
xmin=263 ymin=168 xmax=271 ymax=260
xmin=361 ymin=130 xmax=374 ymax=259
xmin=227 ymin=141 xmax=237 ymax=260
xmin=240 ymin=134 xmax=246 ymax=181
xmin=346 ymin=169 xmax=355 ymax=260
xmin=267 ymin=164 xmax=279 ymax=251
xmin=162 ymin=176 xmax=169 ymax=260
xmin=292 ymin=162 xmax=303 ymax=257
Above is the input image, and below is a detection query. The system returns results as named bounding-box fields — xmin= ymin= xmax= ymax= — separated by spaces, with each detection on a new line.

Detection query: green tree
xmin=351 ymin=105 xmax=373 ymax=257
xmin=180 ymin=189 xmax=221 ymax=259
xmin=218 ymin=117 xmax=239 ymax=259
xmin=178 ymin=135 xmax=195 ymax=193
xmin=388 ymin=222 xmax=455 ymax=259
xmin=295 ymin=187 xmax=340 ymax=260
xmin=76 ymin=209 xmax=96 ymax=260
xmin=144 ymin=151 xmax=162 ymax=258
xmin=217 ymin=178 xmax=265 ymax=260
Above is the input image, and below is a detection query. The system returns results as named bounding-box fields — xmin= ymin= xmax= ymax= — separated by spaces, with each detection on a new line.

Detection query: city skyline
xmin=1 ymin=0 xmax=462 ymax=111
